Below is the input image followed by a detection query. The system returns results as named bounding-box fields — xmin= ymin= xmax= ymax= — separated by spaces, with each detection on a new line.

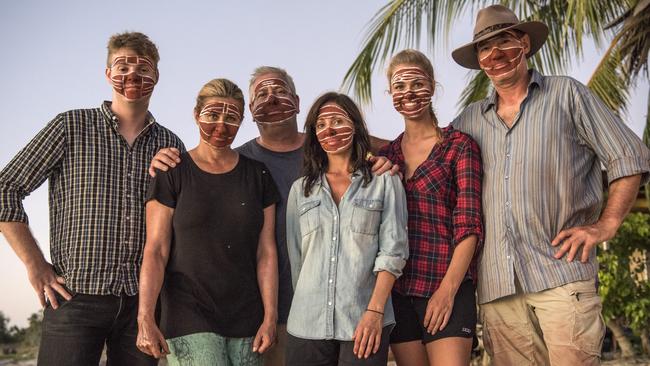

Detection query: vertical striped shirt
xmin=452 ymin=70 xmax=650 ymax=304
xmin=0 ymin=102 xmax=184 ymax=296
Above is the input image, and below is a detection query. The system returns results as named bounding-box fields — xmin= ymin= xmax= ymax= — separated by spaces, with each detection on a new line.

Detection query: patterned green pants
xmin=166 ymin=332 xmax=262 ymax=366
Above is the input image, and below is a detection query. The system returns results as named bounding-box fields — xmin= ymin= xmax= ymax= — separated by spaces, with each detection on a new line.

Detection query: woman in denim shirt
xmin=285 ymin=92 xmax=409 ymax=365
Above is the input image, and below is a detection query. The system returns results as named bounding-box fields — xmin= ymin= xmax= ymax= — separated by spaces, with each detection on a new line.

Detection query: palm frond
xmin=341 ymin=0 xmax=471 ymax=104
xmin=614 ymin=0 xmax=650 ymax=79
xmin=457 ymin=71 xmax=491 ymax=110
xmin=587 ymin=42 xmax=630 ymax=116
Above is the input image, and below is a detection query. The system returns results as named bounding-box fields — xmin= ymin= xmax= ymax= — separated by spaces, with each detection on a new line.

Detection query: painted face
xmin=315 ymin=103 xmax=355 ymax=153
xmin=197 ymin=101 xmax=243 ymax=149
xmin=390 ymin=67 xmax=433 ymax=118
xmin=251 ymin=77 xmax=298 ymax=124
xmin=477 ymin=33 xmax=525 ymax=79
xmin=109 ymin=56 xmax=158 ymax=100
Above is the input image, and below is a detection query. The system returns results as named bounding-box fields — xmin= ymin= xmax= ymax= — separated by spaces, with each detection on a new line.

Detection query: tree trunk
xmin=607 ymin=318 xmax=636 ymax=358
xmin=641 ymin=327 xmax=650 ymax=356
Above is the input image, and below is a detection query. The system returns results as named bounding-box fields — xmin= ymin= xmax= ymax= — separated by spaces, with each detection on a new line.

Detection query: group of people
xmin=1 ymin=4 xmax=649 ymax=366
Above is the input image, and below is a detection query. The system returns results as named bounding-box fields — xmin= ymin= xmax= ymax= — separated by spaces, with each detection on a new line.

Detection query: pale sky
xmin=1 ymin=1 xmax=647 ymax=327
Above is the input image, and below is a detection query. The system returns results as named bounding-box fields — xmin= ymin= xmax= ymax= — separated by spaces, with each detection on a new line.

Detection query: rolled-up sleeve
xmin=573 ymin=81 xmax=650 ymax=184
xmin=452 ymin=138 xmax=484 ymax=253
xmin=373 ymin=174 xmax=409 ymax=277
xmin=0 ymin=115 xmax=66 ymax=224
xmin=286 ymin=180 xmax=303 ymax=290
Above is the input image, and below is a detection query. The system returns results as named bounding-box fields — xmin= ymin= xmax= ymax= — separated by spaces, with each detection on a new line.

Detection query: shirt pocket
xmin=413 ymin=163 xmax=451 ymax=196
xmin=298 ymin=199 xmax=321 ymax=236
xmin=350 ymin=198 xmax=383 ymax=235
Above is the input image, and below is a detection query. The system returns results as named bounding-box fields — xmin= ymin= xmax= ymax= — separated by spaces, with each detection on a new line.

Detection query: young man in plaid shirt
xmin=0 ymin=32 xmax=183 ymax=365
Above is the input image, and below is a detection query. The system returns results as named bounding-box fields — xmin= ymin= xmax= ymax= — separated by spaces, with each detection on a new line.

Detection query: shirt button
xmin=505 ymin=176 xmax=509 ymax=180
xmin=333 ymin=236 xmax=337 ymax=241
xmin=331 ymin=257 xmax=336 ymax=262
xmin=506 ymin=153 xmax=511 ymax=158
xmin=328 ymin=302 xmax=332 ymax=306
xmin=505 ymin=202 xmax=511 ymax=207
xmin=328 ymin=279 xmax=333 ymax=283
xmin=507 ymin=255 xmax=511 ymax=259
xmin=125 ymin=216 xmax=130 ymax=220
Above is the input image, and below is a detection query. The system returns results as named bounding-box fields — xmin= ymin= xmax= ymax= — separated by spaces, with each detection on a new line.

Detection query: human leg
xmin=37 ymin=293 xmax=116 ymax=366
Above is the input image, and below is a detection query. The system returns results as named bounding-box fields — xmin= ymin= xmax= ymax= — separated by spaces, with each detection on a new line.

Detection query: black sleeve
xmin=146 ymin=167 xmax=178 ymax=208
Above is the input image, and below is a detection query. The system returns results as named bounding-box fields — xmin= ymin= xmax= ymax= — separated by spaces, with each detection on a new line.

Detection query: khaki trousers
xmin=480 ymin=279 xmax=605 ymax=366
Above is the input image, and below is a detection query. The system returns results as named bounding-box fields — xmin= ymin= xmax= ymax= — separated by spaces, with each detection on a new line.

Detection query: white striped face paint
xmin=197 ymin=101 xmax=243 ymax=149
xmin=390 ymin=67 xmax=433 ymax=118
xmin=109 ymin=56 xmax=158 ymax=101
xmin=477 ymin=33 xmax=525 ymax=79
xmin=251 ymin=77 xmax=298 ymax=124
xmin=315 ymin=103 xmax=355 ymax=153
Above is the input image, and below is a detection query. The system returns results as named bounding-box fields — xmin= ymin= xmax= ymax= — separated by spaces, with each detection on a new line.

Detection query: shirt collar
xmin=481 ymin=69 xmax=544 ymax=113
xmin=101 ymin=101 xmax=158 ymax=135
xmin=314 ymin=170 xmax=362 ymax=188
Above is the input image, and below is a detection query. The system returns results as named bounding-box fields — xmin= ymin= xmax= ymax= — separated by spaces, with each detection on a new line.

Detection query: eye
xmin=316 ymin=122 xmax=326 ymax=130
xmin=393 ymin=83 xmax=404 ymax=91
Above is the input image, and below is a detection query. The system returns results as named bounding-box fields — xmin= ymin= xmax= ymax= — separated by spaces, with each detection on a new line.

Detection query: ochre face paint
xmin=478 ymin=45 xmax=524 ymax=78
xmin=197 ymin=101 xmax=242 ymax=149
xmin=315 ymin=103 xmax=355 ymax=153
xmin=390 ymin=67 xmax=433 ymax=118
xmin=109 ymin=56 xmax=158 ymax=100
xmin=251 ymin=78 xmax=298 ymax=124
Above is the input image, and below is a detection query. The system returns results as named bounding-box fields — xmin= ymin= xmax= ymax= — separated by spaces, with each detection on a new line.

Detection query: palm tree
xmin=342 ymin=0 xmax=648 ymax=117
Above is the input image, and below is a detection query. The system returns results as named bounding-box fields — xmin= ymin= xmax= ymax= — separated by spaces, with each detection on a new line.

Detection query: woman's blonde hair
xmin=194 ymin=78 xmax=245 ymax=118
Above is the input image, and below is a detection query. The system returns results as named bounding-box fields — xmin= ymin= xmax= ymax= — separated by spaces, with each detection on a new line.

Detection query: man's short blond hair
xmin=106 ymin=31 xmax=160 ymax=67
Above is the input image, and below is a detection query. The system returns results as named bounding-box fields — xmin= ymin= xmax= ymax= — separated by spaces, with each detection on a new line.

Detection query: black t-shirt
xmin=147 ymin=152 xmax=280 ymax=338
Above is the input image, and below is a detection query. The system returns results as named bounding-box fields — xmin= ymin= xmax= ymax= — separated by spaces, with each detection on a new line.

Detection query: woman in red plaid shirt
xmin=379 ymin=49 xmax=484 ymax=366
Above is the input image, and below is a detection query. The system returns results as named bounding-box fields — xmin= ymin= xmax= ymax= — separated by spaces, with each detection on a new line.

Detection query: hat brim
xmin=451 ymin=21 xmax=549 ymax=70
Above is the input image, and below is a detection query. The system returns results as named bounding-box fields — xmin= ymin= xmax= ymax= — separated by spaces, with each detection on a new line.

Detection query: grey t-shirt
xmin=236 ymin=138 xmax=303 ymax=324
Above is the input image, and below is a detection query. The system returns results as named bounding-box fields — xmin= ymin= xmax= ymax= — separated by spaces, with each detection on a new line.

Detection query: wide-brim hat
xmin=452 ymin=5 xmax=549 ymax=70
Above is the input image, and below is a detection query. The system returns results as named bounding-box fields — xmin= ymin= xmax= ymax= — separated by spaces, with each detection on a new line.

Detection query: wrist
xmin=597 ymin=217 xmax=620 ymax=237
xmin=137 ymin=312 xmax=155 ymax=323
xmin=263 ymin=313 xmax=278 ymax=324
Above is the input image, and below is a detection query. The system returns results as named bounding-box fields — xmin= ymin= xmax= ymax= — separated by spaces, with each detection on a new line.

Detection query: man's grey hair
xmin=249 ymin=66 xmax=297 ymax=94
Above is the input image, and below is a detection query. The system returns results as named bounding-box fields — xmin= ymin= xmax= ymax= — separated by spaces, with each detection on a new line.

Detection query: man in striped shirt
xmin=451 ymin=5 xmax=650 ymax=365
xmin=0 ymin=32 xmax=183 ymax=365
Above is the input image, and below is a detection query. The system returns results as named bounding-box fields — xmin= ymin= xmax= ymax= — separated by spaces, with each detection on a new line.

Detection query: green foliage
xmin=599 ymin=212 xmax=650 ymax=332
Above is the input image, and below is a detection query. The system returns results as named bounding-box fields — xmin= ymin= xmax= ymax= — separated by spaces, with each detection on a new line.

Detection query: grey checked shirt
xmin=452 ymin=70 xmax=650 ymax=304
xmin=0 ymin=102 xmax=184 ymax=296
xmin=286 ymin=173 xmax=408 ymax=340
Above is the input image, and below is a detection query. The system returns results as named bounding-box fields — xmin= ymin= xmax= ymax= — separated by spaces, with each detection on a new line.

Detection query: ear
xmin=294 ymin=94 xmax=300 ymax=114
xmin=105 ymin=67 xmax=111 ymax=84
xmin=154 ymin=68 xmax=160 ymax=84
xmin=521 ymin=33 xmax=532 ymax=55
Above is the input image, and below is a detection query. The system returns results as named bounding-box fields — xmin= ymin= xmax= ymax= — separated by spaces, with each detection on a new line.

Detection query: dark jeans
xmin=285 ymin=326 xmax=392 ymax=366
xmin=37 ymin=293 xmax=156 ymax=366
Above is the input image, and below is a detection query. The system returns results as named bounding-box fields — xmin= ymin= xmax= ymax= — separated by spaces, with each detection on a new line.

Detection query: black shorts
xmin=390 ymin=280 xmax=477 ymax=345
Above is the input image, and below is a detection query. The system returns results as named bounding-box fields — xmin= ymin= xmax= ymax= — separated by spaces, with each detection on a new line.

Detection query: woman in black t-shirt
xmin=136 ymin=78 xmax=280 ymax=366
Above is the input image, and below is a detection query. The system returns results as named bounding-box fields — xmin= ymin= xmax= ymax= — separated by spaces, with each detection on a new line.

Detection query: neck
xmin=403 ymin=114 xmax=440 ymax=140
xmin=110 ymin=95 xmax=150 ymax=131
xmin=256 ymin=117 xmax=304 ymax=152
xmin=195 ymin=141 xmax=237 ymax=164
xmin=493 ymin=69 xmax=531 ymax=106
xmin=326 ymin=151 xmax=353 ymax=175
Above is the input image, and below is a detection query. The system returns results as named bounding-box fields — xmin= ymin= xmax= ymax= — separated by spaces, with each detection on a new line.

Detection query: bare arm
xmin=253 ymin=204 xmax=278 ymax=354
xmin=552 ymin=174 xmax=642 ymax=262
xmin=136 ymin=199 xmax=173 ymax=359
xmin=353 ymin=271 xmax=397 ymax=359
xmin=424 ymin=234 xmax=477 ymax=334
xmin=0 ymin=222 xmax=71 ymax=308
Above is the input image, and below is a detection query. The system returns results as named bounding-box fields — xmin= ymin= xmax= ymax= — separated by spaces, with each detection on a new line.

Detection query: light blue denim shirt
xmin=286 ymin=172 xmax=409 ymax=340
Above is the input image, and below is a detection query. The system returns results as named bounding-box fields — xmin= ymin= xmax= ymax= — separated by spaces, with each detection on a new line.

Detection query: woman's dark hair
xmin=302 ymin=92 xmax=373 ymax=196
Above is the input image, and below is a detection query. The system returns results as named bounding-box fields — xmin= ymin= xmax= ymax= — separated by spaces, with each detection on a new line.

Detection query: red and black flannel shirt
xmin=379 ymin=126 xmax=484 ymax=298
